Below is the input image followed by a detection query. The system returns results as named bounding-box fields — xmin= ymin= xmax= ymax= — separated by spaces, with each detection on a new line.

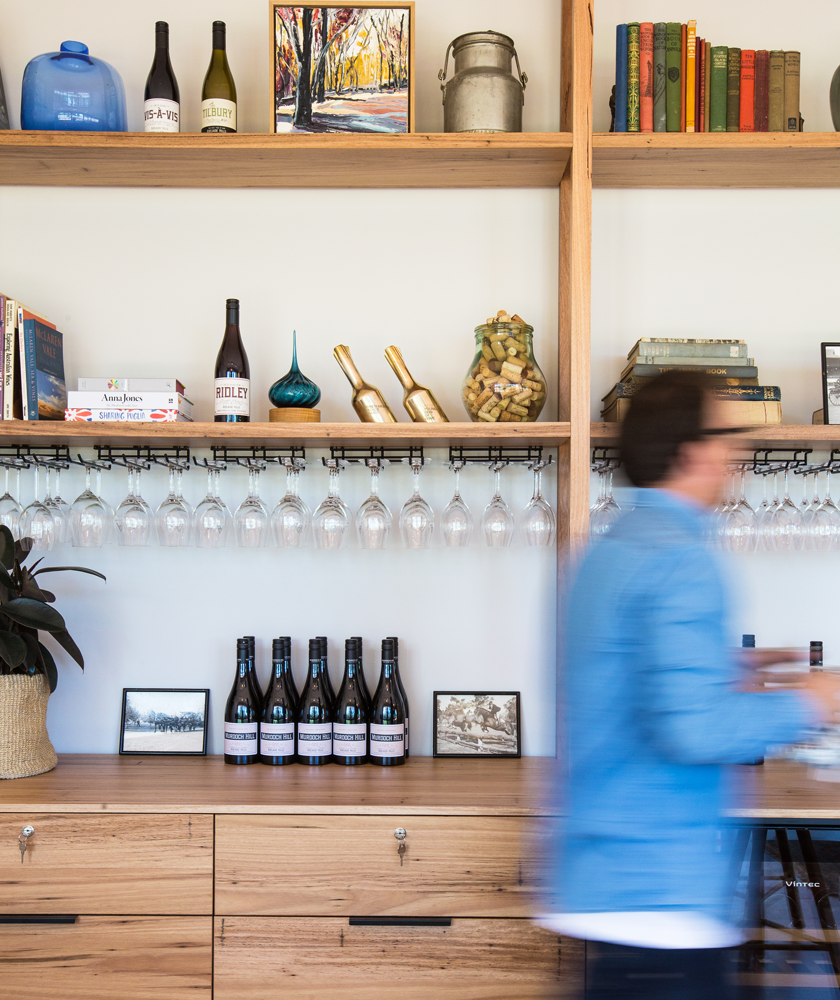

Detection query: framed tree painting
xmin=269 ymin=2 xmax=414 ymax=133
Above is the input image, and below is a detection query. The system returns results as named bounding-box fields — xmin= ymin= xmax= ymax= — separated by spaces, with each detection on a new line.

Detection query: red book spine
xmin=754 ymin=50 xmax=769 ymax=131
xmin=695 ymin=37 xmax=703 ymax=131
xmin=680 ymin=24 xmax=687 ymax=131
xmin=698 ymin=39 xmax=706 ymax=132
xmin=740 ymin=49 xmax=755 ymax=132
xmin=639 ymin=22 xmax=654 ymax=132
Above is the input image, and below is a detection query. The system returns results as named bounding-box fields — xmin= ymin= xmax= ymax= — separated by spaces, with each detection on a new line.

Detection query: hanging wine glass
xmin=114 ymin=461 xmax=152 ymax=547
xmin=70 ymin=463 xmax=110 ymax=548
xmin=0 ymin=463 xmax=22 ymax=540
xmin=156 ymin=463 xmax=192 ymax=547
xmin=19 ymin=463 xmax=55 ymax=551
xmin=212 ymin=466 xmax=233 ymax=539
xmin=355 ymin=460 xmax=392 ymax=550
xmin=722 ymin=466 xmax=756 ymax=554
xmin=271 ymin=459 xmax=311 ymax=548
xmin=756 ymin=469 xmax=780 ymax=552
xmin=193 ymin=463 xmax=228 ymax=549
xmin=482 ymin=463 xmax=514 ymax=548
xmin=441 ymin=461 xmax=473 ymax=548
xmin=768 ymin=465 xmax=802 ymax=552
xmin=42 ymin=464 xmax=70 ymax=547
xmin=399 ymin=457 xmax=434 ymax=550
xmin=816 ymin=465 xmax=840 ymax=551
xmin=312 ymin=459 xmax=351 ymax=550
xmin=234 ymin=462 xmax=270 ymax=548
xmin=590 ymin=462 xmax=621 ymax=538
xmin=522 ymin=462 xmax=556 ymax=547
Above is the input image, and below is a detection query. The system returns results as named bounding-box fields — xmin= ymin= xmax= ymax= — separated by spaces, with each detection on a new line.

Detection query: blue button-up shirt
xmin=554 ymin=488 xmax=816 ymax=919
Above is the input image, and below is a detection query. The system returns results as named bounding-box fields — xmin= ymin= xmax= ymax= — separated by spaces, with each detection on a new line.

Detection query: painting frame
xmin=269 ymin=1 xmax=415 ymax=134
xmin=433 ymin=691 xmax=521 ymax=759
xmin=821 ymin=343 xmax=840 ymax=425
xmin=119 ymin=688 xmax=210 ymax=756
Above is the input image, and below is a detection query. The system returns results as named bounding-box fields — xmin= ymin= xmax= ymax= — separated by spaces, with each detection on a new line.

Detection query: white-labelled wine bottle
xmin=370 ymin=638 xmax=406 ymax=766
xmin=260 ymin=638 xmax=296 ymax=766
xmin=387 ymin=636 xmax=410 ymax=759
xmin=201 ymin=20 xmax=236 ymax=133
xmin=384 ymin=346 xmax=449 ymax=423
xmin=333 ymin=638 xmax=369 ymax=766
xmin=243 ymin=635 xmax=263 ymax=707
xmin=224 ymin=638 xmax=259 ymax=765
xmin=333 ymin=345 xmax=397 ymax=423
xmin=214 ymin=298 xmax=250 ymax=422
xmin=144 ymin=21 xmax=180 ymax=132
xmin=298 ymin=638 xmax=333 ymax=765
xmin=316 ymin=636 xmax=337 ymax=711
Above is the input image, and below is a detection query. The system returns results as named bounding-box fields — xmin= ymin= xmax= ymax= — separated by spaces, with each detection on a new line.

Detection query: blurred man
xmin=543 ymin=372 xmax=840 ymax=999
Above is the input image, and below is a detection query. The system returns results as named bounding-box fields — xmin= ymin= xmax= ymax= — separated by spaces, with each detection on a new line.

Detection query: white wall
xmin=0 ymin=0 xmax=561 ymax=756
xmin=593 ymin=2 xmax=840 ymax=659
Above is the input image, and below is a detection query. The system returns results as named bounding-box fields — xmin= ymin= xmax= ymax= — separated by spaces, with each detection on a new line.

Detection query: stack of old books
xmin=601 ymin=338 xmax=782 ymax=424
xmin=65 ymin=377 xmax=193 ymax=422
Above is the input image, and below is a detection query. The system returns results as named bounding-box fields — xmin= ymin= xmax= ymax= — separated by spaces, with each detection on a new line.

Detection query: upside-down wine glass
xmin=399 ymin=458 xmax=434 ymax=550
xmin=43 ymin=465 xmax=70 ymax=547
xmin=156 ymin=464 xmax=192 ymax=547
xmin=722 ymin=467 xmax=756 ymax=553
xmin=590 ymin=463 xmax=621 ymax=538
xmin=71 ymin=464 xmax=111 ymax=548
xmin=20 ymin=464 xmax=55 ymax=551
xmin=271 ymin=459 xmax=311 ymax=548
xmin=115 ymin=463 xmax=152 ymax=547
xmin=193 ymin=465 xmax=228 ymax=549
xmin=522 ymin=462 xmax=556 ymax=547
xmin=482 ymin=463 xmax=514 ymax=548
xmin=441 ymin=461 xmax=473 ymax=548
xmin=815 ymin=466 xmax=840 ymax=551
xmin=0 ymin=464 xmax=22 ymax=540
xmin=234 ymin=463 xmax=270 ymax=548
xmin=355 ymin=461 xmax=392 ymax=550
xmin=312 ymin=460 xmax=351 ymax=550
xmin=756 ymin=470 xmax=779 ymax=552
xmin=769 ymin=465 xmax=802 ymax=552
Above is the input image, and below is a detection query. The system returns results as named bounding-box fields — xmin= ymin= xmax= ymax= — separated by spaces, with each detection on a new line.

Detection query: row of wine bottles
xmin=223 ymin=635 xmax=410 ymax=766
xmin=145 ymin=21 xmax=236 ymax=134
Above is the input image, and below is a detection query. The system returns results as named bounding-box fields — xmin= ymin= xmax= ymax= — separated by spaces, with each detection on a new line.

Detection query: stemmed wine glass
xmin=43 ymin=464 xmax=70 ymax=547
xmin=114 ymin=461 xmax=152 ymax=547
xmin=312 ymin=459 xmax=351 ymax=550
xmin=70 ymin=463 xmax=111 ymax=548
xmin=193 ymin=462 xmax=229 ymax=549
xmin=0 ymin=463 xmax=23 ymax=540
xmin=441 ymin=461 xmax=473 ymax=548
xmin=590 ymin=462 xmax=621 ymax=538
xmin=522 ymin=461 xmax=556 ymax=547
xmin=156 ymin=462 xmax=192 ymax=547
xmin=234 ymin=462 xmax=270 ymax=548
xmin=482 ymin=463 xmax=515 ymax=548
xmin=271 ymin=459 xmax=311 ymax=548
xmin=756 ymin=469 xmax=779 ymax=551
xmin=768 ymin=465 xmax=802 ymax=552
xmin=814 ymin=465 xmax=840 ymax=551
xmin=19 ymin=463 xmax=55 ymax=551
xmin=721 ymin=466 xmax=756 ymax=553
xmin=399 ymin=458 xmax=434 ymax=549
xmin=355 ymin=460 xmax=392 ymax=550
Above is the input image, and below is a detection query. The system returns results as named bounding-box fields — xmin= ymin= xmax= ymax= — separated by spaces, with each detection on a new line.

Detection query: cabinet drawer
xmin=0 ymin=813 xmax=213 ymax=913
xmin=215 ymin=815 xmax=544 ymax=916
xmin=0 ymin=914 xmax=211 ymax=998
xmin=214 ymin=916 xmax=581 ymax=1000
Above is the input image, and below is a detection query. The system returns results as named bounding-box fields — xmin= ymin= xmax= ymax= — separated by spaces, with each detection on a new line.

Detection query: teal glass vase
xmin=269 ymin=332 xmax=321 ymax=409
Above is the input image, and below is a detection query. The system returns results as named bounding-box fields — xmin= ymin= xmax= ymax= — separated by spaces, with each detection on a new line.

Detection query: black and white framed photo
xmin=119 ymin=688 xmax=209 ymax=756
xmin=433 ymin=692 xmax=521 ymax=758
xmin=822 ymin=343 xmax=840 ymax=424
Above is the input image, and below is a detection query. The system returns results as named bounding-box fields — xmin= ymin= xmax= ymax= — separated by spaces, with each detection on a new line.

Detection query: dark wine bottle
xmin=369 ymin=638 xmax=406 ymax=766
xmin=351 ymin=636 xmax=372 ymax=705
xmin=317 ymin=636 xmax=337 ymax=710
xmin=201 ymin=20 xmax=237 ymax=133
xmin=144 ymin=21 xmax=180 ymax=132
xmin=332 ymin=638 xmax=369 ymax=766
xmin=387 ymin=636 xmax=410 ymax=759
xmin=214 ymin=298 xmax=250 ymax=422
xmin=243 ymin=635 xmax=263 ymax=708
xmin=811 ymin=640 xmax=824 ymax=668
xmin=260 ymin=638 xmax=297 ymax=765
xmin=224 ymin=638 xmax=259 ymax=764
xmin=281 ymin=636 xmax=299 ymax=710
xmin=297 ymin=638 xmax=333 ymax=765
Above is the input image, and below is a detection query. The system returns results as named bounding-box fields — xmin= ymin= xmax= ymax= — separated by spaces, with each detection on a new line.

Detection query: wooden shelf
xmin=1 ymin=420 xmax=571 ymax=449
xmin=0 ymin=131 xmax=572 ymax=189
xmin=593 ymin=133 xmax=840 ymax=188
xmin=591 ymin=422 xmax=840 ymax=448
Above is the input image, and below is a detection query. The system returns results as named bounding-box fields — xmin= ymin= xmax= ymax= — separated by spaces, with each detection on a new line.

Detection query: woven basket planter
xmin=0 ymin=674 xmax=57 ymax=779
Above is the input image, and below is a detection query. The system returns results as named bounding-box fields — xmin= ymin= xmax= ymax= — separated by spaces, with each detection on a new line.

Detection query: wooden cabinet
xmin=0 ymin=915 xmax=212 ymax=998
xmin=0 ymin=813 xmax=213 ymax=914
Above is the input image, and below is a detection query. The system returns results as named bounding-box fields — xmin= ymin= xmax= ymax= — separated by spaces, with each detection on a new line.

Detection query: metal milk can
xmin=438 ymin=30 xmax=527 ymax=133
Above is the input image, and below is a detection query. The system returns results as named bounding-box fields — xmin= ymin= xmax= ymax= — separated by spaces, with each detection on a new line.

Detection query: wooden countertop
xmin=2 ymin=757 xmax=839 ymax=820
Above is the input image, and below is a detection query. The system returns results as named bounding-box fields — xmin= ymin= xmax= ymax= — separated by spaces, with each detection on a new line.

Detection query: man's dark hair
xmin=620 ymin=371 xmax=712 ymax=487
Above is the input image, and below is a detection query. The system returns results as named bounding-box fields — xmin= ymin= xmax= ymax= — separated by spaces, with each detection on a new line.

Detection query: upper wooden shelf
xmin=0 ymin=420 xmax=570 ymax=449
xmin=0 ymin=131 xmax=572 ymax=189
xmin=593 ymin=133 xmax=840 ymax=188
xmin=591 ymin=422 xmax=839 ymax=448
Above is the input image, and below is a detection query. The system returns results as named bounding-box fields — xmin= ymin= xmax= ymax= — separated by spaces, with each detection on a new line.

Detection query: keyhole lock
xmin=394 ymin=828 xmax=407 ymax=867
xmin=21 ymin=826 xmax=34 ymax=838
xmin=18 ymin=825 xmax=34 ymax=863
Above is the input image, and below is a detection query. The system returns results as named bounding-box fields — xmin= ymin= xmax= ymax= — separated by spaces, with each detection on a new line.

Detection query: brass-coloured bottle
xmin=384 ymin=346 xmax=449 ymax=423
xmin=333 ymin=345 xmax=397 ymax=423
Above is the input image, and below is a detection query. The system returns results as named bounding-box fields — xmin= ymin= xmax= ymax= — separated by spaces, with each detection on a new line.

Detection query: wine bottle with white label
xmin=260 ymin=638 xmax=296 ymax=765
xmin=388 ymin=636 xmax=410 ymax=759
xmin=369 ymin=638 xmax=406 ymax=766
xmin=224 ymin=638 xmax=259 ymax=764
xmin=298 ymin=638 xmax=333 ymax=765
xmin=201 ymin=20 xmax=236 ymax=133
xmin=243 ymin=635 xmax=263 ymax=708
xmin=214 ymin=298 xmax=250 ymax=422
xmin=333 ymin=638 xmax=369 ymax=765
xmin=316 ymin=636 xmax=337 ymax=710
xmin=351 ymin=636 xmax=372 ymax=705
xmin=144 ymin=21 xmax=180 ymax=133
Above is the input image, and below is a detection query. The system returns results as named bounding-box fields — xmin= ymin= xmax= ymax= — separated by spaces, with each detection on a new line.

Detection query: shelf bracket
xmin=96 ymin=445 xmax=190 ymax=469
xmin=211 ymin=446 xmax=305 ymax=467
xmin=0 ymin=444 xmax=72 ymax=467
xmin=448 ymin=446 xmax=545 ymax=466
xmin=329 ymin=446 xmax=424 ymax=465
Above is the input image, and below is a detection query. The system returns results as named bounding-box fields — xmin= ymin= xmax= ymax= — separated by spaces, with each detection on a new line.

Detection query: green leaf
xmin=20 ymin=632 xmax=39 ymax=673
xmin=51 ymin=630 xmax=84 ymax=670
xmin=38 ymin=589 xmax=56 ymax=603
xmin=38 ymin=642 xmax=58 ymax=694
xmin=33 ymin=566 xmax=107 ymax=582
xmin=0 ymin=598 xmax=66 ymax=632
xmin=0 ymin=630 xmax=27 ymax=668
xmin=15 ymin=537 xmax=32 ymax=560
xmin=0 ymin=563 xmax=14 ymax=592
xmin=0 ymin=525 xmax=14 ymax=570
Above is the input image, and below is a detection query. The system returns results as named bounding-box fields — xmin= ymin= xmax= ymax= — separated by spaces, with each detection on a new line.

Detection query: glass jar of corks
xmin=461 ymin=310 xmax=546 ymax=423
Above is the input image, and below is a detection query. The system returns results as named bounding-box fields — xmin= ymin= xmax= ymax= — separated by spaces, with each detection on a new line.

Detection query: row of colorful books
xmin=65 ymin=378 xmax=192 ymax=422
xmin=601 ymin=337 xmax=782 ymax=424
xmin=0 ymin=295 xmax=66 ymax=421
xmin=613 ymin=21 xmax=801 ymax=133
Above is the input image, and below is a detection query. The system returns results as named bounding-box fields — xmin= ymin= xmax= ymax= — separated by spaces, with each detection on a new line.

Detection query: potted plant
xmin=0 ymin=526 xmax=105 ymax=779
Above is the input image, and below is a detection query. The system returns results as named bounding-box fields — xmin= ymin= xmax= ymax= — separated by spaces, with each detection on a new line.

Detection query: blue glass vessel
xmin=269 ymin=332 xmax=321 ymax=409
xmin=21 ymin=41 xmax=127 ymax=132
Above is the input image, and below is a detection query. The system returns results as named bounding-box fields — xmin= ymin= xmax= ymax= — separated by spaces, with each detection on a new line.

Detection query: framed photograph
xmin=270 ymin=2 xmax=414 ymax=133
xmin=119 ymin=688 xmax=209 ymax=756
xmin=822 ymin=343 xmax=840 ymax=425
xmin=433 ymin=692 xmax=521 ymax=758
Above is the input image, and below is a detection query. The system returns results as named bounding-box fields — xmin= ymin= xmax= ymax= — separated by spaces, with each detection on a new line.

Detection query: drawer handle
xmin=349 ymin=917 xmax=451 ymax=927
xmin=0 ymin=915 xmax=77 ymax=924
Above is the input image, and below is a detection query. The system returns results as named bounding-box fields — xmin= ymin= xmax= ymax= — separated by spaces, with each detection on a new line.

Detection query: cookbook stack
xmin=65 ymin=377 xmax=193 ymax=422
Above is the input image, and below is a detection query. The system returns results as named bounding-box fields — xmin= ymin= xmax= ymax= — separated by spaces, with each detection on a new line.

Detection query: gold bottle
xmin=384 ymin=346 xmax=449 ymax=423
xmin=333 ymin=345 xmax=397 ymax=423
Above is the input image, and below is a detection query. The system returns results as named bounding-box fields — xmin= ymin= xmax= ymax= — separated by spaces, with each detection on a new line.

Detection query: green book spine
xmin=709 ymin=46 xmax=729 ymax=131
xmin=665 ymin=22 xmax=682 ymax=131
xmin=726 ymin=47 xmax=741 ymax=131
xmin=627 ymin=23 xmax=640 ymax=132
xmin=653 ymin=22 xmax=667 ymax=131
xmin=768 ymin=50 xmax=785 ymax=131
